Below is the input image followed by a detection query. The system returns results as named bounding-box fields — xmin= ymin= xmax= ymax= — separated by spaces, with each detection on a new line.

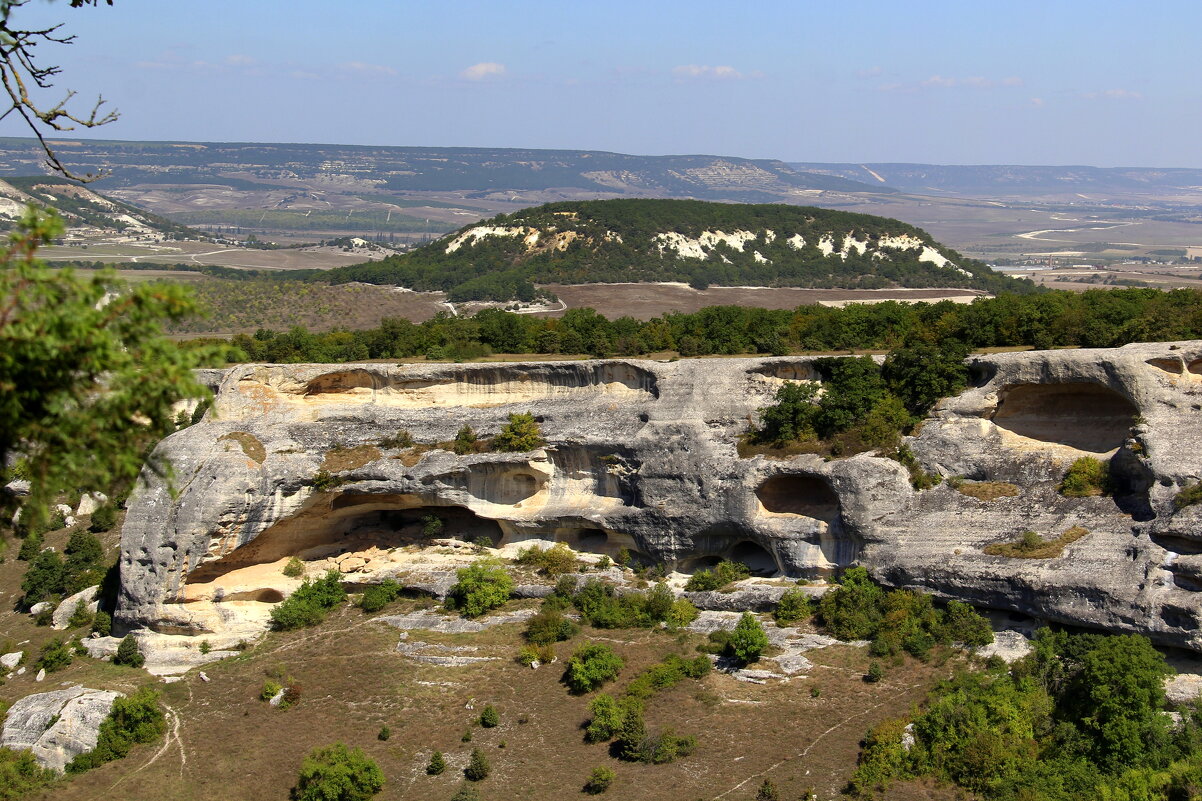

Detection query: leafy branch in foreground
xmin=0 ymin=208 xmax=211 ymax=530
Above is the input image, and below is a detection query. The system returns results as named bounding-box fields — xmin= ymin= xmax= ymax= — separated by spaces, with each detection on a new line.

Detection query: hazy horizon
xmin=2 ymin=0 xmax=1198 ymax=168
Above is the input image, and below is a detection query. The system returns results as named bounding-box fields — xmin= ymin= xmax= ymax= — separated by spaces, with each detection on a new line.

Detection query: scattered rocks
xmin=74 ymin=492 xmax=107 ymax=517
xmin=34 ymin=669 xmax=45 ymax=682
xmin=977 ymin=629 xmax=1034 ymax=663
xmin=377 ymin=608 xmax=536 ymax=634
xmin=28 ymin=601 xmax=53 ymax=616
xmin=0 ymin=652 xmax=22 ymax=670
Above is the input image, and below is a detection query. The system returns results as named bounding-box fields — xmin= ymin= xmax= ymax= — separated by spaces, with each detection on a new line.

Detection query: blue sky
xmin=4 ymin=0 xmax=1197 ymax=166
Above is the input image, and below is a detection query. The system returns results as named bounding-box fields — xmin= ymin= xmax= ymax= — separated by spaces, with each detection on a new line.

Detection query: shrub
xmin=67 ymin=688 xmax=166 ymax=772
xmin=377 ymin=725 xmax=390 ymax=741
xmin=260 ymin=680 xmax=283 ymax=701
xmin=20 ymin=549 xmax=65 ymax=609
xmin=773 ymin=587 xmax=814 ymax=625
xmin=270 ymin=571 xmax=346 ymax=630
xmin=282 ymin=556 xmax=305 ymax=578
xmin=291 ymin=743 xmax=384 ymax=801
xmin=198 ymin=640 xmax=211 ymax=655
xmin=983 ymin=526 xmax=1089 ymax=559
xmin=644 ymin=582 xmax=674 ymax=622
xmin=667 ymin=598 xmax=699 ymax=628
xmin=728 ymin=612 xmax=769 ymax=665
xmin=479 ymin=704 xmax=499 ymax=728
xmin=464 ymin=748 xmax=490 ymax=781
xmin=426 ymin=751 xmax=446 ymax=775
xmin=515 ymin=542 xmax=580 ymax=576
xmin=570 ymin=580 xmax=650 ymax=628
xmin=36 ymin=638 xmax=73 ymax=673
xmin=583 ymin=766 xmax=616 ymax=794
xmin=91 ymin=610 xmax=112 ymax=637
xmin=67 ymin=600 xmax=94 ymax=629
xmin=88 ymin=504 xmax=117 ymax=533
xmin=492 ymin=411 xmax=545 ymax=452
xmin=450 ymin=785 xmax=479 ymax=801
xmin=865 ymin=661 xmax=885 ymax=682
xmin=445 ymin=560 xmax=514 ymax=618
xmin=524 ymin=608 xmax=578 ymax=645
xmin=1174 ymin=481 xmax=1202 ymax=511
xmin=585 ymin=694 xmax=626 ymax=743
xmin=683 ymin=560 xmax=751 ymax=591
xmin=756 ymin=779 xmax=781 ymax=801
xmin=625 ymin=654 xmax=711 ymax=699
xmin=359 ymin=580 xmax=401 ymax=614
xmin=942 ymin=600 xmax=994 ymax=647
xmin=1058 ymin=456 xmax=1110 ymax=497
xmin=113 ymin=634 xmax=145 ymax=668
xmin=818 ymin=566 xmax=885 ymax=640
xmin=379 ymin=429 xmax=414 ymax=449
xmin=452 ymin=425 xmax=478 ymax=455
xmin=516 ymin=646 xmax=541 ymax=667
xmin=312 ymin=470 xmax=345 ymax=492
xmin=16 ymin=530 xmax=43 ymax=561
xmin=564 ymin=643 xmax=624 ymax=693
xmin=421 ymin=515 xmax=444 ymax=540
xmin=0 ymin=746 xmax=56 ymax=799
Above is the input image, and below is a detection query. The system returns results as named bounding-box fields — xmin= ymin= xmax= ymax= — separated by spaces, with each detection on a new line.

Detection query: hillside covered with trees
xmin=319 ymin=199 xmax=1035 ymax=301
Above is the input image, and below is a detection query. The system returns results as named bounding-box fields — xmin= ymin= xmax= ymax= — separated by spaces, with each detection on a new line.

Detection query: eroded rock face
xmin=117 ymin=343 xmax=1202 ymax=651
xmin=1 ymin=686 xmax=121 ymax=772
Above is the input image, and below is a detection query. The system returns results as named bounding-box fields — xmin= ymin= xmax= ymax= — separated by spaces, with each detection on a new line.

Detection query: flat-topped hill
xmin=320 ymin=199 xmax=1034 ymax=301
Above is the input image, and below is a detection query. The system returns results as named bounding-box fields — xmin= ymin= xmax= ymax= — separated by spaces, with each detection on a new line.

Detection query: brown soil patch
xmin=219 ymin=432 xmax=266 ymax=464
xmin=983 ymin=526 xmax=1090 ymax=558
xmin=955 ymin=481 xmax=1020 ymax=501
xmin=321 ymin=444 xmax=382 ymax=472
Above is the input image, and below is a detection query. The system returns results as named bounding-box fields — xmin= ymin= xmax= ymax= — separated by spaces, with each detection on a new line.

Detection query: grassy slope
xmin=5 ymin=584 xmax=951 ymax=801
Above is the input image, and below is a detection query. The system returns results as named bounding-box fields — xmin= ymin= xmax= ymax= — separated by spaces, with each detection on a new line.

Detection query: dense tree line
xmin=316 ymin=199 xmax=1034 ymax=301
xmin=189 ymin=288 xmax=1202 ymax=365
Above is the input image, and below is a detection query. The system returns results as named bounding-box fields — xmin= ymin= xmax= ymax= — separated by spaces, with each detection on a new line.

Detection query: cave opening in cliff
xmin=728 ymin=540 xmax=779 ymax=576
xmin=755 ymin=474 xmax=841 ymax=522
xmin=991 ymin=382 xmax=1138 ymax=453
xmin=185 ymin=498 xmax=504 ymax=584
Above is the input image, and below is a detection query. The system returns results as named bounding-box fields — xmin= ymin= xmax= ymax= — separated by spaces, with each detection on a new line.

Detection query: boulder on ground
xmin=0 ymin=686 xmax=121 ymax=772
xmin=51 ymin=586 xmax=100 ymax=630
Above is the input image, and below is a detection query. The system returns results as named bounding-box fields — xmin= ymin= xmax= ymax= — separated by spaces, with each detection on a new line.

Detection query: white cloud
xmin=921 ymin=74 xmax=1022 ymax=89
xmin=460 ymin=62 xmax=506 ymax=80
xmin=672 ymin=64 xmax=759 ymax=80
xmin=225 ymin=54 xmax=256 ymax=67
xmin=1084 ymin=88 xmax=1142 ymax=100
xmin=339 ymin=61 xmax=398 ymax=77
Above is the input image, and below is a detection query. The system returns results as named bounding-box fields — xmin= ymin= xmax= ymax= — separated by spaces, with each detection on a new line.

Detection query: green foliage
xmin=376 ymin=725 xmax=390 ymax=741
xmin=379 ymin=429 xmax=414 ymax=449
xmin=524 ymin=608 xmax=579 ymax=645
xmin=282 ymin=556 xmax=305 ymax=578
xmin=16 ymin=530 xmax=42 ymax=561
xmin=943 ymin=600 xmax=994 ymax=647
xmin=624 ymin=654 xmax=711 ymax=700
xmin=452 ymin=425 xmax=478 ymax=455
xmin=464 ymin=748 xmax=490 ymax=781
xmin=260 ymin=680 xmax=283 ymax=701
xmin=728 ymin=612 xmax=770 ymax=665
xmin=445 ymin=560 xmax=514 ymax=618
xmin=479 ymin=704 xmax=499 ymax=728
xmin=66 ymin=599 xmax=94 ymax=629
xmin=312 ymin=470 xmax=345 ymax=492
xmin=818 ymin=566 xmax=885 ymax=640
xmin=755 ymin=778 xmax=780 ymax=801
xmin=0 ymin=208 xmax=211 ymax=532
xmin=68 ymin=688 xmax=166 ymax=772
xmin=359 ymin=579 xmax=401 ymax=614
xmin=882 ymin=342 xmax=970 ymax=417
xmin=113 ymin=634 xmax=145 ymax=668
xmin=426 ymin=751 xmax=446 ymax=776
xmin=0 ymin=746 xmax=57 ymax=801
xmin=865 ymin=661 xmax=885 ymax=683
xmin=564 ymin=643 xmax=624 ymax=693
xmin=36 ymin=638 xmax=73 ymax=672
xmin=850 ymin=629 xmax=1186 ymax=801
xmin=450 ymin=784 xmax=480 ymax=801
xmin=754 ymin=381 xmax=820 ymax=444
xmin=492 ymin=411 xmax=545 ymax=452
xmin=270 ymin=570 xmax=346 ymax=630
xmin=584 ymin=693 xmax=627 ymax=743
xmin=291 ymin=743 xmax=384 ymax=801
xmin=421 ymin=514 xmax=444 ymax=539
xmin=1174 ymin=481 xmax=1202 ymax=511
xmin=583 ymin=765 xmax=616 ymax=794
xmin=63 ymin=529 xmax=105 ymax=592
xmin=515 ymin=542 xmax=581 ymax=576
xmin=19 ymin=549 xmax=65 ymax=609
xmin=91 ymin=609 xmax=112 ymax=637
xmin=87 ymin=504 xmax=117 ymax=533
xmin=1059 ymin=456 xmax=1111 ymax=497
xmin=667 ymin=598 xmax=700 ymax=628
xmin=773 ymin=587 xmax=814 ymax=625
xmin=683 ymin=560 xmax=751 ymax=591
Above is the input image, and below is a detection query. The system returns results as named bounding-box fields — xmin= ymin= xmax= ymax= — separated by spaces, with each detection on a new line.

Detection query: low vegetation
xmin=0 ymin=748 xmax=56 ymax=801
xmin=19 ymin=530 xmax=107 ymax=610
xmin=514 ymin=542 xmax=581 ymax=576
xmin=444 ymin=560 xmax=514 ymax=618
xmin=1058 ymin=456 xmax=1111 ymax=497
xmin=269 ymin=571 xmax=346 ymax=630
xmin=67 ymin=688 xmax=166 ymax=772
xmin=850 ymin=630 xmax=1197 ymax=801
xmin=492 ymin=411 xmax=545 ymax=452
xmin=682 ymin=560 xmax=751 ymax=591
xmin=564 ymin=643 xmax=625 ymax=693
xmin=1174 ymin=481 xmax=1202 ymax=511
xmin=983 ymin=526 xmax=1090 ymax=558
xmin=291 ymin=743 xmax=383 ymax=801
xmin=954 ymin=480 xmax=1020 ymax=501
xmin=358 ymin=579 xmax=401 ymax=613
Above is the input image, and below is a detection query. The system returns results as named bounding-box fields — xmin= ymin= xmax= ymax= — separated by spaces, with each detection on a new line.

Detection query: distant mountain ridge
xmin=0 ymin=176 xmax=192 ymax=237
xmin=790 ymin=162 xmax=1202 ymax=197
xmin=321 ymin=198 xmax=1030 ymax=301
xmin=0 ymin=138 xmax=889 ymax=202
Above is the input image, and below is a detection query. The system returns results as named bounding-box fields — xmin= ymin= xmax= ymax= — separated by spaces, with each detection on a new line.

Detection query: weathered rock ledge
xmin=115 ymin=343 xmax=1202 ymax=651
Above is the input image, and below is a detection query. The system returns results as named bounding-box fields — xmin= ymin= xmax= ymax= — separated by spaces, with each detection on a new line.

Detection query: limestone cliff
xmin=116 ymin=343 xmax=1202 ymax=651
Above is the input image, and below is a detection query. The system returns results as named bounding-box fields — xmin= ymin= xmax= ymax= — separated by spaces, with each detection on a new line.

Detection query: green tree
xmin=292 ymin=743 xmax=384 ymax=801
xmin=445 ymin=559 xmax=514 ymax=618
xmin=426 ymin=751 xmax=446 ymax=776
xmin=0 ymin=208 xmax=210 ymax=531
xmin=728 ymin=612 xmax=769 ymax=665
xmin=564 ymin=643 xmax=625 ymax=693
xmin=492 ymin=411 xmax=545 ymax=452
xmin=754 ymin=381 xmax=819 ymax=444
xmin=464 ymin=748 xmax=490 ymax=781
xmin=452 ymin=425 xmax=478 ymax=455
xmin=583 ymin=766 xmax=616 ymax=794
xmin=479 ymin=704 xmax=499 ymax=728
xmin=882 ymin=342 xmax=970 ymax=417
xmin=818 ymin=566 xmax=885 ymax=640
xmin=112 ymin=634 xmax=144 ymax=668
